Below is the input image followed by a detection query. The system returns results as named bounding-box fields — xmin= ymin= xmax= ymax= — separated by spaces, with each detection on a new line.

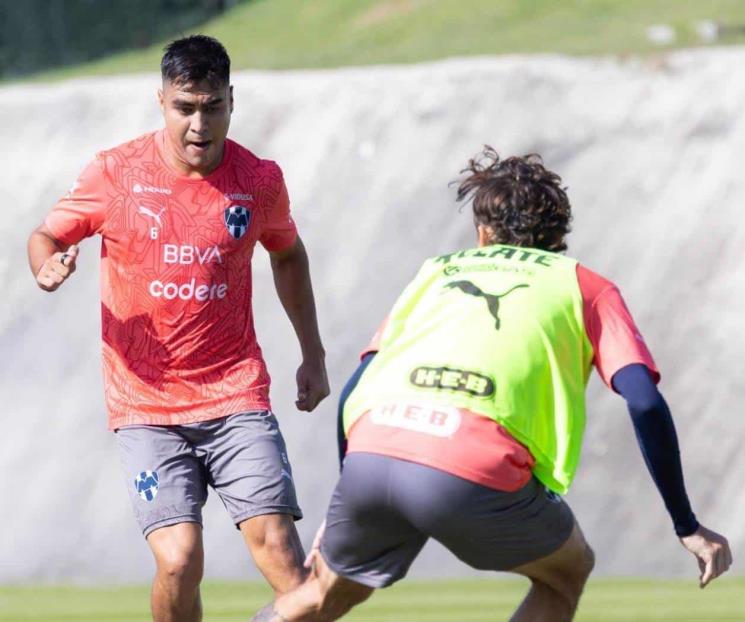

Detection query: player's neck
xmin=160 ymin=131 xmax=226 ymax=179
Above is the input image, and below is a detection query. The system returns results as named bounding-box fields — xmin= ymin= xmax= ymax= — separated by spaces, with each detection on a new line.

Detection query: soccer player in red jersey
xmin=251 ymin=149 xmax=732 ymax=621
xmin=27 ymin=36 xmax=329 ymax=622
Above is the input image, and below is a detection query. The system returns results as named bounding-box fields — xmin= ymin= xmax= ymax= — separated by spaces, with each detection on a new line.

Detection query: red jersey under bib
xmin=45 ymin=130 xmax=298 ymax=429
xmin=348 ymin=264 xmax=660 ymax=491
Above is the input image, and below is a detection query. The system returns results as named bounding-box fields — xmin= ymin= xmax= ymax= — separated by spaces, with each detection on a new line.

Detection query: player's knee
xmin=576 ymin=543 xmax=595 ymax=584
xmin=562 ymin=543 xmax=594 ymax=594
xmin=157 ymin=547 xmax=203 ymax=588
xmin=557 ymin=543 xmax=594 ymax=611
xmin=251 ymin=518 xmax=294 ymax=556
xmin=261 ymin=525 xmax=292 ymax=554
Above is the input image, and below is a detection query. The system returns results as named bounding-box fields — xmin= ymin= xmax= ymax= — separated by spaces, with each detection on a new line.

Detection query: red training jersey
xmin=45 ymin=130 xmax=298 ymax=429
xmin=347 ymin=264 xmax=659 ymax=491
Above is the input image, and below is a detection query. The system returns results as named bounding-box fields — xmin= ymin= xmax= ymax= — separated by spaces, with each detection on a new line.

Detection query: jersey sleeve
xmin=578 ymin=264 xmax=660 ymax=389
xmin=259 ymin=174 xmax=298 ymax=252
xmin=44 ymin=156 xmax=108 ymax=245
xmin=359 ymin=260 xmax=433 ymax=359
xmin=360 ymin=316 xmax=390 ymax=359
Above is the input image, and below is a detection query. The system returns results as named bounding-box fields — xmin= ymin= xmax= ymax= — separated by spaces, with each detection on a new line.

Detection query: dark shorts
xmin=116 ymin=411 xmax=302 ymax=537
xmin=320 ymin=453 xmax=574 ymax=588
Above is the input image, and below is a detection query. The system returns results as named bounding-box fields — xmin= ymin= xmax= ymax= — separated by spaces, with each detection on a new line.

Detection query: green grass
xmin=26 ymin=0 xmax=745 ymax=82
xmin=1 ymin=578 xmax=744 ymax=621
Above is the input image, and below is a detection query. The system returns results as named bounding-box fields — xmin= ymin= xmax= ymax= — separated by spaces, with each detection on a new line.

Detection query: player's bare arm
xmin=27 ymin=223 xmax=78 ymax=292
xmin=269 ymin=236 xmax=329 ymax=412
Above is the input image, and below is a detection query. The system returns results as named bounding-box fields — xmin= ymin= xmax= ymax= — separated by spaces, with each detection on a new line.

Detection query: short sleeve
xmin=259 ymin=175 xmax=298 ymax=252
xmin=578 ymin=265 xmax=660 ymax=389
xmin=360 ymin=317 xmax=390 ymax=359
xmin=358 ymin=260 xmax=434 ymax=359
xmin=45 ymin=156 xmax=108 ymax=245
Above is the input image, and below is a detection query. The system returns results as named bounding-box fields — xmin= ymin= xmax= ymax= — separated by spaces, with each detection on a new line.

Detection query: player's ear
xmin=477 ymin=224 xmax=494 ymax=247
xmin=229 ymin=85 xmax=234 ymax=113
xmin=157 ymin=86 xmax=165 ymax=113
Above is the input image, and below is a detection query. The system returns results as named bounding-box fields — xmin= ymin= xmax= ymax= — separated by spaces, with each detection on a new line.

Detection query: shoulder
xmin=227 ymin=139 xmax=284 ymax=181
xmin=575 ymin=263 xmax=618 ymax=304
xmin=94 ymin=131 xmax=160 ymax=177
xmin=99 ymin=130 xmax=159 ymax=160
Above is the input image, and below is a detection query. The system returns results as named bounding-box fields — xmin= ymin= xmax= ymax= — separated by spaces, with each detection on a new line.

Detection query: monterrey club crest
xmin=224 ymin=205 xmax=251 ymax=240
xmin=134 ymin=470 xmax=159 ymax=502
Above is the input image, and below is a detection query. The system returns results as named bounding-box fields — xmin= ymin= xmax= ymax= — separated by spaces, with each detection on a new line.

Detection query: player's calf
xmin=252 ymin=553 xmax=373 ymax=622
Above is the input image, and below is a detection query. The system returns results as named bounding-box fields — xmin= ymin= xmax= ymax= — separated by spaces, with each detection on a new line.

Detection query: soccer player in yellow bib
xmin=252 ymin=148 xmax=732 ymax=622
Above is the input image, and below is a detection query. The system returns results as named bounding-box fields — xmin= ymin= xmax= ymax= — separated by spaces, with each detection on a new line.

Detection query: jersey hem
xmin=108 ymin=399 xmax=273 ymax=430
xmin=346 ymin=445 xmax=531 ymax=493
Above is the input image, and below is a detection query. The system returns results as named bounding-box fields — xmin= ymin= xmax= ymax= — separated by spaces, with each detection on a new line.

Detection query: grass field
xmin=31 ymin=0 xmax=745 ymax=82
xmin=1 ymin=578 xmax=744 ymax=621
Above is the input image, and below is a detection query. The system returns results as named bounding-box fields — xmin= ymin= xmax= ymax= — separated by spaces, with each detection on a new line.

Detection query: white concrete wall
xmin=2 ymin=49 xmax=743 ymax=582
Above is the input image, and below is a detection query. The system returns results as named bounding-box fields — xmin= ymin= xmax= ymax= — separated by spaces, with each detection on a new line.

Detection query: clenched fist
xmin=36 ymin=244 xmax=78 ymax=292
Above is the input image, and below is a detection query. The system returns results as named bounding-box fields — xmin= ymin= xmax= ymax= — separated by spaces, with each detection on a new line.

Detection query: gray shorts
xmin=320 ymin=453 xmax=574 ymax=588
xmin=116 ymin=411 xmax=302 ymax=537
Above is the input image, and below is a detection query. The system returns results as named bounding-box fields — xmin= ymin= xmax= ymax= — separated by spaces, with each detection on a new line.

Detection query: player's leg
xmin=251 ymin=452 xmax=428 ymax=620
xmin=240 ymin=513 xmax=306 ymax=594
xmin=147 ymin=522 xmax=205 ymax=622
xmin=203 ymin=411 xmax=305 ymax=594
xmin=508 ymin=521 xmax=594 ymax=622
xmin=415 ymin=471 xmax=589 ymax=622
xmin=253 ymin=552 xmax=374 ymax=621
xmin=116 ymin=424 xmax=208 ymax=622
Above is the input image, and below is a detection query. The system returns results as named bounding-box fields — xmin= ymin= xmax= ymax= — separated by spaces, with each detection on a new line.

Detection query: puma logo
xmin=443 ymin=280 xmax=529 ymax=330
xmin=138 ymin=206 xmax=166 ymax=227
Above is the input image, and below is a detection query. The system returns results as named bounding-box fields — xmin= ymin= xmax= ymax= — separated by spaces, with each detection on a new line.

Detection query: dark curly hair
xmin=456 ymin=147 xmax=572 ymax=252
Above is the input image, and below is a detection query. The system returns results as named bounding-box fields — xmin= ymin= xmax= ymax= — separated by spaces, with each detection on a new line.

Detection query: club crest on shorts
xmin=134 ymin=470 xmax=159 ymax=502
xmin=224 ymin=205 xmax=251 ymax=240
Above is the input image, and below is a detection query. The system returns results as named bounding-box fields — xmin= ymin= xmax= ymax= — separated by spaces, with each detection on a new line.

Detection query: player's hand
xmin=35 ymin=244 xmax=78 ymax=292
xmin=295 ymin=354 xmax=330 ymax=412
xmin=303 ymin=519 xmax=326 ymax=570
xmin=679 ymin=524 xmax=733 ymax=588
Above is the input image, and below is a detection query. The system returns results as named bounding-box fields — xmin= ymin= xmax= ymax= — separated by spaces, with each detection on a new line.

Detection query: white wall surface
xmin=1 ymin=49 xmax=743 ymax=582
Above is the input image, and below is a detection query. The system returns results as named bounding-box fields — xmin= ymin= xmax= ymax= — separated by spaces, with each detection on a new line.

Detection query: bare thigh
xmin=510 ymin=520 xmax=595 ymax=595
xmin=147 ymin=522 xmax=205 ymax=576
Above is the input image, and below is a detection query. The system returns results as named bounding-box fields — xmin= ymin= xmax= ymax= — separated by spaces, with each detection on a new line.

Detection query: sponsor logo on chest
xmin=163 ymin=244 xmax=222 ymax=265
xmin=129 ymin=187 xmax=258 ymax=303
xmin=133 ymin=183 xmax=172 ymax=195
xmin=150 ymin=245 xmax=226 ymax=301
xmin=224 ymin=192 xmax=253 ymax=201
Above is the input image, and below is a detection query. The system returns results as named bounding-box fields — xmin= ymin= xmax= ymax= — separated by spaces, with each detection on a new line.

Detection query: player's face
xmin=159 ymin=79 xmax=233 ymax=177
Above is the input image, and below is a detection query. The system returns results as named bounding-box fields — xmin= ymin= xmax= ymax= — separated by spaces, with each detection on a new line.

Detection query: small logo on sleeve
xmin=224 ymin=206 xmax=251 ymax=240
xmin=134 ymin=470 xmax=159 ymax=502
